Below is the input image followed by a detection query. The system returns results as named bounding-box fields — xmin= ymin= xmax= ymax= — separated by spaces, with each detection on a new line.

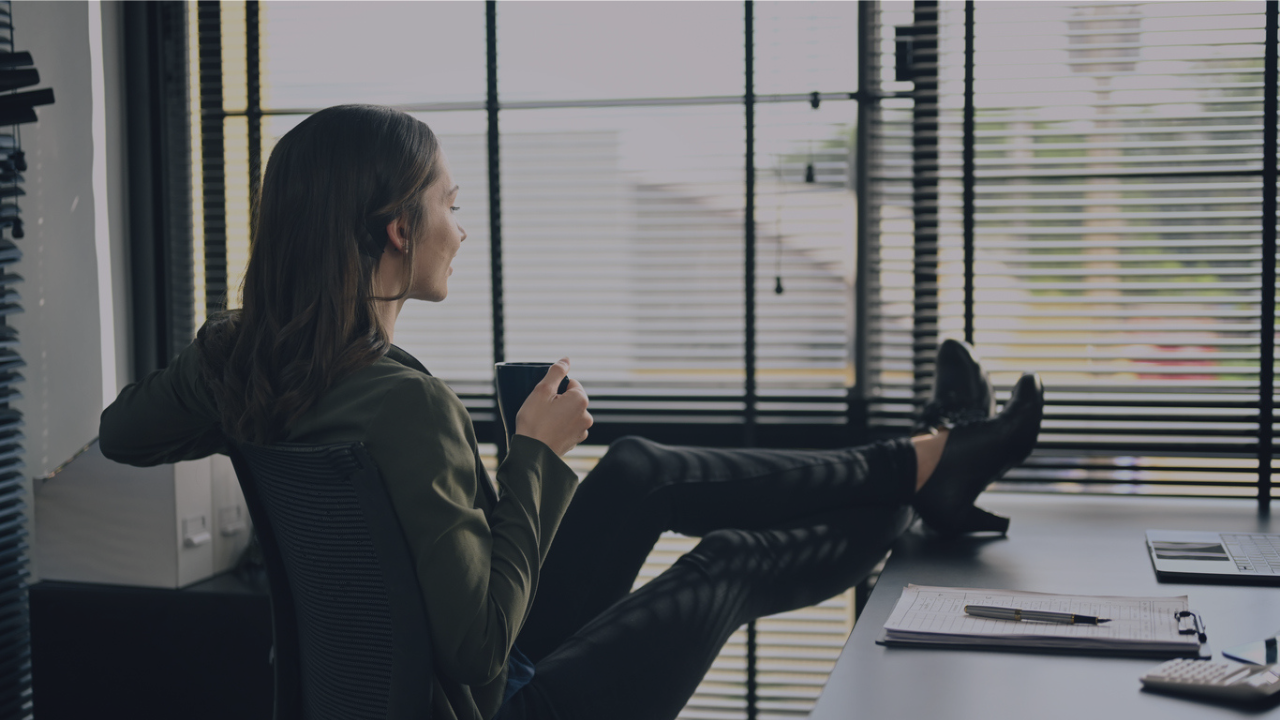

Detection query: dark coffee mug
xmin=494 ymin=362 xmax=571 ymax=440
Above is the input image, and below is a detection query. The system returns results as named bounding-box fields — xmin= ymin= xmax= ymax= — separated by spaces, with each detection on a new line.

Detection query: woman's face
xmin=410 ymin=150 xmax=466 ymax=302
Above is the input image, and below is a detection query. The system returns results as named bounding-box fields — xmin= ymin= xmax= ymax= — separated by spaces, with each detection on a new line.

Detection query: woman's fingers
xmin=514 ymin=358 xmax=593 ymax=456
xmin=537 ymin=358 xmax=571 ymax=396
xmin=563 ymin=377 xmax=588 ymax=403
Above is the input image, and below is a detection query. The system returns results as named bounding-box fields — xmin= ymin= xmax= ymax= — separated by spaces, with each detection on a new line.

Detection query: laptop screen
xmin=1150 ymin=541 xmax=1229 ymax=561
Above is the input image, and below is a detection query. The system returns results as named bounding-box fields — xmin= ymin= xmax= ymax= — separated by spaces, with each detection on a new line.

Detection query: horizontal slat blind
xmin=196 ymin=0 xmax=226 ymax=320
xmin=866 ymin=1 xmax=927 ymax=432
xmin=754 ymin=102 xmax=858 ymax=428
xmin=3 ymin=2 xmax=31 ymax=713
xmin=970 ymin=2 xmax=1268 ymax=494
xmin=869 ymin=1 xmax=1275 ymax=496
xmin=499 ymin=105 xmax=747 ymax=422
xmin=250 ymin=2 xmax=870 ymax=436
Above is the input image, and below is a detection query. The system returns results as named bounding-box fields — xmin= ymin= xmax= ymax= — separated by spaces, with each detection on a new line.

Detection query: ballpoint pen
xmin=964 ymin=605 xmax=1112 ymax=625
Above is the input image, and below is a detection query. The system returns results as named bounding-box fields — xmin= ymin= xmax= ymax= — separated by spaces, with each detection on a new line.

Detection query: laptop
xmin=1146 ymin=529 xmax=1280 ymax=585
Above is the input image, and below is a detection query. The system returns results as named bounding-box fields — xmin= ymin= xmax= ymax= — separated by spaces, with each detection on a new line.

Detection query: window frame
xmin=157 ymin=0 xmax=1280 ymax=504
xmin=182 ymin=0 xmax=876 ymax=453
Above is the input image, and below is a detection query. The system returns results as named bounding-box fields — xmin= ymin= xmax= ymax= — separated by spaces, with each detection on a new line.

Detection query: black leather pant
xmin=497 ymin=435 xmax=918 ymax=720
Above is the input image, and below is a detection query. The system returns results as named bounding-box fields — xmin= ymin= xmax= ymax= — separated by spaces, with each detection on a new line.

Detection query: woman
xmin=99 ymin=105 xmax=1043 ymax=720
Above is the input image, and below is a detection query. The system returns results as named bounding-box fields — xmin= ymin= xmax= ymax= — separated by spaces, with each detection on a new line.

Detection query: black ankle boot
xmin=912 ymin=372 xmax=1044 ymax=535
xmin=914 ymin=339 xmax=997 ymax=435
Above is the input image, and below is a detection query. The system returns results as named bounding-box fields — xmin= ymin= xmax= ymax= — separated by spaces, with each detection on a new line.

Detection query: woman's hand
xmin=514 ymin=358 xmax=593 ymax=457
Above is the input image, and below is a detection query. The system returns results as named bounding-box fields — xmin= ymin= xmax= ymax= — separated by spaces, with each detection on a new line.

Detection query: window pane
xmin=497 ymin=2 xmax=744 ymax=103
xmin=966 ymin=2 xmax=1267 ymax=495
xmin=260 ymin=1 xmax=486 ymax=110
xmin=863 ymin=1 xmax=919 ymax=426
xmin=754 ymin=1 xmax=859 ymax=96
xmin=499 ymin=105 xmax=746 ymax=418
xmin=223 ymin=115 xmax=251 ymax=309
xmin=866 ymin=1 xmax=1271 ymax=495
xmin=864 ymin=94 xmax=917 ymax=423
xmin=755 ymin=101 xmax=859 ymax=424
xmin=971 ymin=1 xmax=1266 ymax=177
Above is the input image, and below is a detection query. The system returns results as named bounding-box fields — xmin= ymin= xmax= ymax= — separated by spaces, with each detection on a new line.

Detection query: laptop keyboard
xmin=1223 ymin=534 xmax=1280 ymax=574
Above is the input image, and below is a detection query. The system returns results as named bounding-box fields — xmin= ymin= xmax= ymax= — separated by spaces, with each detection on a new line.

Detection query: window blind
xmin=196 ymin=0 xmax=228 ymax=317
xmin=3 ymin=2 xmax=45 ymax=714
xmin=867 ymin=1 xmax=1279 ymax=498
xmin=498 ymin=104 xmax=748 ymax=422
xmin=863 ymin=1 xmax=925 ymax=434
xmin=493 ymin=2 xmax=748 ymax=437
xmin=755 ymin=102 xmax=858 ymax=433
xmin=227 ymin=1 xmax=869 ymax=448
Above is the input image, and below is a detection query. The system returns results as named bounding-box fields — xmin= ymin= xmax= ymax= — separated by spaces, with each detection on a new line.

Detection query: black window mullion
xmin=1259 ymin=0 xmax=1278 ymax=513
xmin=962 ymin=0 xmax=975 ymax=347
xmin=743 ymin=4 xmax=759 ymax=718
xmin=485 ymin=1 xmax=507 ymax=458
xmin=247 ymin=2 xmax=261 ymax=224
xmin=744 ymin=0 xmax=757 ymax=449
xmin=911 ymin=1 xmax=941 ymax=411
xmin=852 ymin=0 xmax=877 ymax=436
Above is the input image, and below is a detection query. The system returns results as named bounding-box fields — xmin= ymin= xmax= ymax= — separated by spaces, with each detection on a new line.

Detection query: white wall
xmin=14 ymin=1 xmax=131 ymax=576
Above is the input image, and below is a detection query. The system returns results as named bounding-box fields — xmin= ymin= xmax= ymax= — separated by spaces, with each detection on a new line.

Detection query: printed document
xmin=880 ymin=584 xmax=1201 ymax=655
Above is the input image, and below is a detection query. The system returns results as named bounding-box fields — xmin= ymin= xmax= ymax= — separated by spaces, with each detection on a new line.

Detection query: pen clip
xmin=1175 ymin=610 xmax=1208 ymax=644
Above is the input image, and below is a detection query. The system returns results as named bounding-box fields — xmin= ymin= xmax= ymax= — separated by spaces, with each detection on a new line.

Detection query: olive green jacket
xmin=99 ymin=341 xmax=579 ymax=720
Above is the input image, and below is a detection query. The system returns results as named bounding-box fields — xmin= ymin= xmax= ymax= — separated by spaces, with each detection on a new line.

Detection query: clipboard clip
xmin=1175 ymin=610 xmax=1208 ymax=644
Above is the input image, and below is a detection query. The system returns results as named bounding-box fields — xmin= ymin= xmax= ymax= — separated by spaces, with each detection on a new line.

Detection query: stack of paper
xmin=879 ymin=585 xmax=1202 ymax=656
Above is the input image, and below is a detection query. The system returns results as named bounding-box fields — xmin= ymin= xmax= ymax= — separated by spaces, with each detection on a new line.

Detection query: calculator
xmin=1141 ymin=658 xmax=1280 ymax=702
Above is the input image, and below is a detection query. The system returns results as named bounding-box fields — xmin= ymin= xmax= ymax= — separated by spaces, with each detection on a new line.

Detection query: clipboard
xmin=878 ymin=584 xmax=1209 ymax=658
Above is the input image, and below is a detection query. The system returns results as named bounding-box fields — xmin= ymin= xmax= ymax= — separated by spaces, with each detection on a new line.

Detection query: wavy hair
xmin=198 ymin=105 xmax=440 ymax=444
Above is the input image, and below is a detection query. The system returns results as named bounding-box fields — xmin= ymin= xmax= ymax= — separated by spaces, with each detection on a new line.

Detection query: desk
xmin=810 ymin=494 xmax=1280 ymax=719
xmin=31 ymin=573 xmax=272 ymax=720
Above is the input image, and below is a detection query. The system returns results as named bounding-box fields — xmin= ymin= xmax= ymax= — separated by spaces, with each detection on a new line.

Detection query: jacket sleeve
xmin=365 ymin=375 xmax=578 ymax=687
xmin=98 ymin=342 xmax=227 ymax=466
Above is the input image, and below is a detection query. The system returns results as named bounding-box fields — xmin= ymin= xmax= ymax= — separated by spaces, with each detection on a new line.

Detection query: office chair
xmin=229 ymin=442 xmax=434 ymax=720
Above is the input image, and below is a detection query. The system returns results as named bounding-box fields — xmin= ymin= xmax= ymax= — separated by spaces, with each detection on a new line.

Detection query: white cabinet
xmin=34 ymin=441 xmax=252 ymax=588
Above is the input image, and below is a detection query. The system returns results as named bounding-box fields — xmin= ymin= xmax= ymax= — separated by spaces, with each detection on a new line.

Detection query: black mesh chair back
xmin=229 ymin=442 xmax=434 ymax=720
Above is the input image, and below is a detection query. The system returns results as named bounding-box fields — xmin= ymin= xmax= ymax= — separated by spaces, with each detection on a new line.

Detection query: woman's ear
xmin=384 ymin=217 xmax=409 ymax=255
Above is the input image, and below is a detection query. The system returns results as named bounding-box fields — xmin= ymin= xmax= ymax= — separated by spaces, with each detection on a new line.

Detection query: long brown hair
xmin=199 ymin=105 xmax=440 ymax=444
